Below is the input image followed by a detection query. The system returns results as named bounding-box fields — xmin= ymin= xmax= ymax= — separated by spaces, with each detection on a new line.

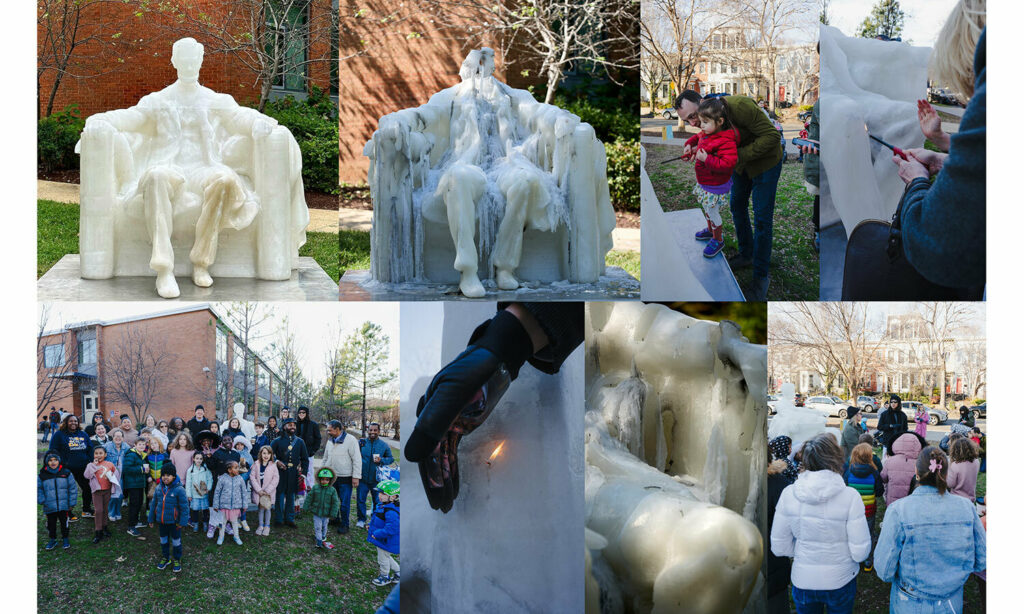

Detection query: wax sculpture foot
xmin=459 ymin=272 xmax=486 ymax=298
xmin=155 ymin=270 xmax=180 ymax=298
xmin=192 ymin=266 xmax=213 ymax=288
xmin=495 ymin=270 xmax=520 ymax=291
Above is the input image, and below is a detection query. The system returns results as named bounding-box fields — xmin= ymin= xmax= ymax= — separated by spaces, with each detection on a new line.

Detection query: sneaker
xmin=336 ymin=526 xmax=349 ymax=535
xmin=747 ymin=275 xmax=770 ymax=301
xmin=356 ymin=520 xmax=366 ymax=529
xmin=861 ymin=562 xmax=874 ymax=573
xmin=323 ymin=541 xmax=335 ymax=550
xmin=216 ymin=529 xmax=225 ymax=546
xmin=92 ymin=533 xmax=103 ymax=544
xmin=191 ymin=523 xmax=199 ymax=532
xmin=81 ymin=511 xmax=94 ymax=518
xmin=233 ymin=534 xmax=243 ymax=546
xmin=45 ymin=540 xmax=58 ymax=551
xmin=241 ymin=520 xmax=251 ymax=532
xmin=702 ymin=239 xmax=724 ymax=258
xmin=126 ymin=528 xmax=142 ymax=538
xmin=62 ymin=538 xmax=70 ymax=549
xmin=371 ymin=575 xmax=391 ymax=587
xmin=314 ymin=539 xmax=323 ymax=549
xmin=68 ymin=514 xmax=79 ymax=523
xmin=694 ymin=227 xmax=713 ymax=241
xmin=727 ymin=253 xmax=752 ymax=270
xmin=134 ymin=523 xmax=146 ymax=529
xmin=207 ymin=526 xmax=217 ymax=539
xmin=156 ymin=558 xmax=171 ymax=571
xmin=102 ymin=527 xmax=112 ymax=537
xmin=173 ymin=561 xmax=182 ymax=573
xmin=390 ymin=572 xmax=400 ymax=584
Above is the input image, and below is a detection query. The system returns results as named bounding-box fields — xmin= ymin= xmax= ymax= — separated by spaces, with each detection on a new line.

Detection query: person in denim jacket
xmin=875 ymin=446 xmax=986 ymax=612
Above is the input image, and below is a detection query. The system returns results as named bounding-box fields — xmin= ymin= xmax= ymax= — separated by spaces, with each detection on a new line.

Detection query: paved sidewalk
xmin=39 ymin=180 xmax=340 ymax=233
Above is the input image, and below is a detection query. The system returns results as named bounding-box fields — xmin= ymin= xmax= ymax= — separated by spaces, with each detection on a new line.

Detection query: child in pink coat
xmin=914 ymin=407 xmax=929 ymax=438
xmin=947 ymin=438 xmax=981 ymax=502
xmin=881 ymin=432 xmax=924 ymax=505
xmin=249 ymin=445 xmax=280 ymax=536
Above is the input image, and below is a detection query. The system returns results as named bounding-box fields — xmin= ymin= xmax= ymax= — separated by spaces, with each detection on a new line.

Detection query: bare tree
xmin=419 ymin=0 xmax=639 ymax=104
xmin=269 ymin=316 xmax=307 ymax=415
xmin=37 ymin=306 xmax=77 ymax=418
xmin=770 ymin=302 xmax=887 ymax=400
xmin=219 ymin=302 xmax=275 ymax=416
xmin=916 ymin=303 xmax=974 ymax=409
xmin=958 ymin=336 xmax=986 ymax=400
xmin=100 ymin=324 xmax=179 ymax=424
xmin=37 ymin=0 xmax=146 ymax=116
xmin=155 ymin=0 xmax=337 ymax=111
xmin=641 ymin=50 xmax=670 ymax=110
xmin=737 ymin=0 xmax=817 ymax=108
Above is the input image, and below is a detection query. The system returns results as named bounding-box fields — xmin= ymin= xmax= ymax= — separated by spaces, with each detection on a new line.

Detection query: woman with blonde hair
xmin=893 ymin=0 xmax=986 ymax=292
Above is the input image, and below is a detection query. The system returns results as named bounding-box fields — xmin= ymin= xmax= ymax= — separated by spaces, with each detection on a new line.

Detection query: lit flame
xmin=487 ymin=441 xmax=506 ymax=462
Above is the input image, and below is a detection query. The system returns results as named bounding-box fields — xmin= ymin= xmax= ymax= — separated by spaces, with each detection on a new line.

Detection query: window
xmin=44 ymin=344 xmax=64 ymax=368
xmin=216 ymin=326 xmax=228 ymax=366
xmin=731 ymin=63 xmax=737 ymax=74
xmin=77 ymin=339 xmax=96 ymax=365
xmin=267 ymin=1 xmax=309 ymax=92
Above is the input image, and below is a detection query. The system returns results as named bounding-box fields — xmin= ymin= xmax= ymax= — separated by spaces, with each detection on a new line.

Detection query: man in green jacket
xmin=675 ymin=90 xmax=783 ymax=299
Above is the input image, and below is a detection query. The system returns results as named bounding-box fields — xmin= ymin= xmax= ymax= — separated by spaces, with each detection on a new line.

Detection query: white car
xmin=803 ymin=396 xmax=854 ymax=418
xmin=901 ymin=401 xmax=948 ymax=426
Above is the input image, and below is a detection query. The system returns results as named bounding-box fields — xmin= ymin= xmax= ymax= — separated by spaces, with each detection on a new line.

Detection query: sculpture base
xmin=644 ymin=208 xmax=745 ymax=301
xmin=38 ymin=255 xmax=337 ymax=301
xmin=338 ymin=268 xmax=640 ymax=301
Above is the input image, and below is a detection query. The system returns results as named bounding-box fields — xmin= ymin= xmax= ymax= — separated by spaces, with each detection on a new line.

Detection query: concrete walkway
xmin=39 ymin=180 xmax=340 ymax=233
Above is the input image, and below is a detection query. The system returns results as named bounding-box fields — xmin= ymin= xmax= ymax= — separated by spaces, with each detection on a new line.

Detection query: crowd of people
xmin=768 ymin=394 xmax=987 ymax=613
xmin=38 ymin=403 xmax=399 ymax=587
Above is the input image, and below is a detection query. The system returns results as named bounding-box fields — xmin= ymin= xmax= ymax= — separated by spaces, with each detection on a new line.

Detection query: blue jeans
xmin=333 ymin=480 xmax=353 ymax=529
xmin=729 ymin=157 xmax=783 ymax=279
xmin=890 ymin=583 xmax=963 ymax=613
xmin=158 ymin=523 xmax=182 ymax=560
xmin=274 ymin=490 xmax=295 ymax=524
xmin=356 ymin=481 xmax=379 ymax=522
xmin=41 ymin=422 xmax=52 ymax=442
xmin=792 ymin=577 xmax=857 ymax=614
xmin=108 ymin=495 xmax=123 ymax=519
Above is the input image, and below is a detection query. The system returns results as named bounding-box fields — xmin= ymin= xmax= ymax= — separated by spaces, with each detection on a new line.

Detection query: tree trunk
xmin=46 ymin=69 xmax=65 ymax=117
xmin=543 ymin=68 xmax=561 ymax=105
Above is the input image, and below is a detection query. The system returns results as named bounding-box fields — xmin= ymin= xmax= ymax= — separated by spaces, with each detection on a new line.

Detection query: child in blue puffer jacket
xmin=147 ymin=464 xmax=190 ymax=573
xmin=38 ymin=452 xmax=78 ymax=550
xmin=368 ymin=479 xmax=400 ymax=587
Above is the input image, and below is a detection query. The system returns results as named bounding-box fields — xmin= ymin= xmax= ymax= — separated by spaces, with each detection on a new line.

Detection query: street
xmin=768 ymin=413 xmax=986 ymax=445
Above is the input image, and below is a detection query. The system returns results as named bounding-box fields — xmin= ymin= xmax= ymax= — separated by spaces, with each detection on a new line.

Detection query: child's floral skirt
xmin=692 ymin=184 xmax=727 ymax=226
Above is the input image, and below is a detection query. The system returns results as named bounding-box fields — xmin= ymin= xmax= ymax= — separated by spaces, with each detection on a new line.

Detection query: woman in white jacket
xmin=771 ymin=433 xmax=871 ymax=614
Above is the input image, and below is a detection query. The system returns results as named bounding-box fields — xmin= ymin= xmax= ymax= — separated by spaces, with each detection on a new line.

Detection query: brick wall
xmin=38 ymin=0 xmax=335 ymax=118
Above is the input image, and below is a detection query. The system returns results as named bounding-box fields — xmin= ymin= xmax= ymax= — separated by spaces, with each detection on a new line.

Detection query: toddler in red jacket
xmin=683 ymin=97 xmax=739 ymax=258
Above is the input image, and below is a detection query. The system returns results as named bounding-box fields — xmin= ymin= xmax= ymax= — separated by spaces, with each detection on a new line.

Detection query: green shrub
xmin=262 ymin=87 xmax=340 ymax=194
xmin=798 ymin=104 xmax=814 ymax=113
xmin=553 ymin=97 xmax=639 ymax=143
xmin=38 ymin=105 xmax=85 ymax=173
xmin=606 ymin=138 xmax=640 ymax=213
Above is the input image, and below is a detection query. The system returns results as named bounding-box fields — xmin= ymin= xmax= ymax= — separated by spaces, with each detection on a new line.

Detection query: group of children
xmin=39 ymin=424 xmax=400 ymax=586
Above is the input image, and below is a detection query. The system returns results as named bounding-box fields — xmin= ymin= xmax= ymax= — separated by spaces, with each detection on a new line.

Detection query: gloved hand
xmin=406 ymin=310 xmax=531 ymax=512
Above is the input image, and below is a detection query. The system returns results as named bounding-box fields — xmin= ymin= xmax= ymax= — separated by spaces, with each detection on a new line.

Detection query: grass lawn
xmin=37 ymin=200 xmax=341 ymax=282
xmin=643 ymin=144 xmax=818 ymax=300
xmin=339 ymin=230 xmax=371 ymax=275
xmin=36 ymin=441 xmax=399 ymax=613
xmin=845 ymin=451 xmax=986 ymax=613
xmin=607 ymin=250 xmax=640 ymax=280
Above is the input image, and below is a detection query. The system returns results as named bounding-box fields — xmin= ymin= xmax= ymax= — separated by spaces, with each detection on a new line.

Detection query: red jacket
xmin=685 ymin=128 xmax=740 ymax=187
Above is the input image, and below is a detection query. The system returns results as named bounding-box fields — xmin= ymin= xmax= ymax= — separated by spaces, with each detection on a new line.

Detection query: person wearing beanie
xmin=147 ymin=464 xmax=189 ymax=572
xmin=769 ymin=435 xmax=799 ymax=481
xmin=304 ymin=467 xmax=342 ymax=549
xmin=186 ymin=405 xmax=212 ymax=438
xmin=232 ymin=435 xmax=254 ymax=532
xmin=876 ymin=395 xmax=909 ymax=458
xmin=405 ymin=302 xmax=582 ymax=512
xmin=840 ymin=406 xmax=866 ymax=464
xmin=38 ymin=452 xmax=78 ymax=550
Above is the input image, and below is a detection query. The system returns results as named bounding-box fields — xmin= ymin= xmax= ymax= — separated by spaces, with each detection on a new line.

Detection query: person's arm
xmin=873 ymin=469 xmax=884 ymax=497
xmin=84 ymin=464 xmax=96 ymax=480
xmin=733 ymin=98 xmax=781 ymax=166
xmin=947 ymin=464 xmax=964 ymax=494
xmin=702 ymin=137 xmax=738 ymax=173
xmin=874 ymin=503 xmax=904 ymax=582
xmin=147 ymin=491 xmax=156 ymax=524
xmin=768 ymin=491 xmax=795 ymax=557
xmin=67 ymin=474 xmax=77 ymax=505
xmin=381 ymin=444 xmax=394 ymax=466
xmin=348 ymin=442 xmax=361 ymax=485
xmin=846 ymin=492 xmax=871 ymax=563
xmin=300 ymin=441 xmax=310 ymax=475
xmin=37 ymin=477 xmax=44 ymax=506
xmin=973 ymin=511 xmax=987 ymax=572
xmin=178 ymin=490 xmax=189 ymax=527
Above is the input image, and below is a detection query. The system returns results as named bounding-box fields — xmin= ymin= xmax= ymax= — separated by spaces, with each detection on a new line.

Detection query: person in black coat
xmin=186 ymin=405 xmax=212 ymax=437
xmin=766 ymin=452 xmax=796 ymax=614
xmin=876 ymin=394 xmax=909 ymax=456
xmin=295 ymin=406 xmax=322 ymax=457
xmin=270 ymin=419 xmax=309 ymax=527
xmin=48 ymin=414 xmax=95 ymax=517
xmin=83 ymin=413 xmax=107 ymax=438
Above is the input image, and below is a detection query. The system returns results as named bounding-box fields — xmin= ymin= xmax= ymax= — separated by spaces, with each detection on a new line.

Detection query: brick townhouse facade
xmin=38 ymin=304 xmax=295 ymax=426
xmin=37 ymin=0 xmax=337 ymax=118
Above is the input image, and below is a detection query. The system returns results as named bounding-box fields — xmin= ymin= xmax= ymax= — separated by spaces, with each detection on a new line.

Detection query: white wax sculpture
xmin=364 ymin=48 xmax=616 ymax=297
xmin=585 ymin=302 xmax=766 ymax=614
xmin=766 ymin=383 xmax=828 ymax=449
xmin=399 ymin=302 xmax=584 ymax=613
xmin=75 ymin=38 xmax=309 ymax=298
xmin=819 ymin=25 xmax=931 ymax=235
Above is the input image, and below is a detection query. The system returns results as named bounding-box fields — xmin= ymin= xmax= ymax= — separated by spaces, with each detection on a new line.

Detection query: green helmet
xmin=316 ymin=467 xmax=335 ymax=480
xmin=376 ymin=479 xmax=399 ymax=497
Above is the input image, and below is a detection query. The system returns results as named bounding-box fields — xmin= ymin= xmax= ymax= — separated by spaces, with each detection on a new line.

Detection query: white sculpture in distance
xmin=364 ymin=48 xmax=616 ymax=297
xmin=766 ymin=383 xmax=829 ymax=452
xmin=76 ymin=38 xmax=310 ymax=298
xmin=584 ymin=302 xmax=766 ymax=614
xmin=819 ymin=24 xmax=931 ymax=234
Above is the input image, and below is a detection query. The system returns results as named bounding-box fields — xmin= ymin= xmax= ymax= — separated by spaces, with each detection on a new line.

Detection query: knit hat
xmin=281 ymin=418 xmax=296 ymax=425
xmin=160 ymin=463 xmax=177 ymax=477
xmin=769 ymin=435 xmax=792 ymax=461
xmin=233 ymin=435 xmax=251 ymax=451
xmin=43 ymin=452 xmax=61 ymax=466
xmin=846 ymin=406 xmax=860 ymax=420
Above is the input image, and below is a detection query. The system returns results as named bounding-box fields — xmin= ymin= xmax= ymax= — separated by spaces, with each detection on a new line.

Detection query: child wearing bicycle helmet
xmin=369 ymin=479 xmax=400 ymax=587
xmin=303 ymin=467 xmax=341 ymax=550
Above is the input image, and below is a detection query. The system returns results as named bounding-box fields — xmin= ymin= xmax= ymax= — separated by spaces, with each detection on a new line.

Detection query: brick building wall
xmin=38 ymin=0 xmax=335 ymax=118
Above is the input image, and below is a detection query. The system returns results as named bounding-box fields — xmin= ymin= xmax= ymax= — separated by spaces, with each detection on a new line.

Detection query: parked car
xmin=856 ymin=396 xmax=879 ymax=412
xmin=660 ymin=108 xmax=678 ymax=120
xmin=768 ymin=395 xmax=779 ymax=415
xmin=927 ymin=86 xmax=963 ymax=107
xmin=969 ymin=402 xmax=986 ymax=420
xmin=804 ymin=396 xmax=850 ymax=418
xmin=901 ymin=401 xmax=948 ymax=426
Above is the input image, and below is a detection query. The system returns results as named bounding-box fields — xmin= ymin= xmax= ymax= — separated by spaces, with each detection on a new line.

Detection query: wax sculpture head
xmin=171 ymin=38 xmax=204 ymax=83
